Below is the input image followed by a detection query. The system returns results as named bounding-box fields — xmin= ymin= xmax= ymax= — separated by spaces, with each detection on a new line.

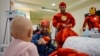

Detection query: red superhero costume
xmin=49 ymin=48 xmax=89 ymax=56
xmin=52 ymin=2 xmax=78 ymax=49
xmin=83 ymin=7 xmax=100 ymax=32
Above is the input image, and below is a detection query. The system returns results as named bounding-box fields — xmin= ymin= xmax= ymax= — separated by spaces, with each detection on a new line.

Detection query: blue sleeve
xmin=46 ymin=33 xmax=56 ymax=49
xmin=47 ymin=40 xmax=56 ymax=49
xmin=31 ymin=34 xmax=40 ymax=45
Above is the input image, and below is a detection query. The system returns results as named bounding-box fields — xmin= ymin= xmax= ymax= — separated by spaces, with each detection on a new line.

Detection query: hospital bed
xmin=63 ymin=34 xmax=100 ymax=56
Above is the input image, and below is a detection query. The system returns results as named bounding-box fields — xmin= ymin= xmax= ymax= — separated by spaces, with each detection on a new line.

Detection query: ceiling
xmin=13 ymin=0 xmax=100 ymax=24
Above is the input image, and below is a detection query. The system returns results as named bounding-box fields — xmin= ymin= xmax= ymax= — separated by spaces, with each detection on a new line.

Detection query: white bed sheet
xmin=63 ymin=36 xmax=100 ymax=56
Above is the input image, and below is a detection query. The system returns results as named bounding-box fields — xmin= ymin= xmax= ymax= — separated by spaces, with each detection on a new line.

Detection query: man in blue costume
xmin=31 ymin=19 xmax=56 ymax=56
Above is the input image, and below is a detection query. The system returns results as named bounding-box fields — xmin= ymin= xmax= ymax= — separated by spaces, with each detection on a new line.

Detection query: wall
xmin=71 ymin=2 xmax=100 ymax=35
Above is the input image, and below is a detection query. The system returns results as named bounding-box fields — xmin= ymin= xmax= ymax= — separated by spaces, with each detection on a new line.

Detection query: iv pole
xmin=1 ymin=0 xmax=13 ymax=52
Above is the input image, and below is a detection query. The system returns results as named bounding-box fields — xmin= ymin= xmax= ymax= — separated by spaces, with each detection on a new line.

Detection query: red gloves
xmin=43 ymin=36 xmax=50 ymax=44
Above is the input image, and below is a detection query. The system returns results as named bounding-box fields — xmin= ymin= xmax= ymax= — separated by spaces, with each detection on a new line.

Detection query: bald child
xmin=4 ymin=16 xmax=39 ymax=56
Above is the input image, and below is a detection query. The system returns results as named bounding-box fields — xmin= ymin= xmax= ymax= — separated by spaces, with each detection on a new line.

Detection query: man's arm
xmin=52 ymin=15 xmax=64 ymax=29
xmin=66 ymin=13 xmax=75 ymax=28
xmin=31 ymin=34 xmax=40 ymax=45
xmin=82 ymin=17 xmax=88 ymax=31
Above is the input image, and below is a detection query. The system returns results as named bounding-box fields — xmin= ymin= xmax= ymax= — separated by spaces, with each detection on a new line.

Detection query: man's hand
xmin=83 ymin=27 xmax=86 ymax=31
xmin=37 ymin=38 xmax=44 ymax=45
xmin=42 ymin=39 xmax=48 ymax=45
xmin=63 ymin=24 xmax=72 ymax=28
xmin=37 ymin=38 xmax=48 ymax=45
xmin=63 ymin=24 xmax=67 ymax=27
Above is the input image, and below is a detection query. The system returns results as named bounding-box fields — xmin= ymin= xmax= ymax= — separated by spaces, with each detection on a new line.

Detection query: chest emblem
xmin=94 ymin=17 xmax=97 ymax=20
xmin=61 ymin=16 xmax=67 ymax=21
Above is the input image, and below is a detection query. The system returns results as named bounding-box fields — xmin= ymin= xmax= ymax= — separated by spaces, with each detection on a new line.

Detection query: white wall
xmin=71 ymin=2 xmax=100 ymax=35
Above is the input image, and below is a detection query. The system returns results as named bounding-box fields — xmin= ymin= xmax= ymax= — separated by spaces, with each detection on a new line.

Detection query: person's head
xmin=40 ymin=19 xmax=50 ymax=34
xmin=11 ymin=16 xmax=33 ymax=42
xmin=59 ymin=2 xmax=66 ymax=13
xmin=89 ymin=7 xmax=96 ymax=15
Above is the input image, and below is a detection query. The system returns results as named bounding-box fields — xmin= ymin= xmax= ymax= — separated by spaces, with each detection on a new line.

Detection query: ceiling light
xmin=52 ymin=3 xmax=55 ymax=6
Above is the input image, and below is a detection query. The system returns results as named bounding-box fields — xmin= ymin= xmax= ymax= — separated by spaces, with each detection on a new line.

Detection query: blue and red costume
xmin=31 ymin=20 xmax=56 ymax=56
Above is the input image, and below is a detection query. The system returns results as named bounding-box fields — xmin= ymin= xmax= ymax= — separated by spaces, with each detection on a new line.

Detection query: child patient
xmin=4 ymin=16 xmax=39 ymax=56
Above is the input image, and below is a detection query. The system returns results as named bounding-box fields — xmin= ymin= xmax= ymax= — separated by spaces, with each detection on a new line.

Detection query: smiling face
xmin=40 ymin=27 xmax=48 ymax=33
xmin=40 ymin=19 xmax=50 ymax=34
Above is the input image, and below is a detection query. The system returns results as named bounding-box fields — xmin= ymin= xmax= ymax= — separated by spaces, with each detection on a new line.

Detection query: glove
xmin=43 ymin=36 xmax=50 ymax=44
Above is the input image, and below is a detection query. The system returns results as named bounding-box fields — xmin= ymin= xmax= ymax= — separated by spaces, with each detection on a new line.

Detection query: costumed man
xmin=49 ymin=48 xmax=89 ymax=56
xmin=31 ymin=19 xmax=56 ymax=56
xmin=82 ymin=7 xmax=100 ymax=33
xmin=52 ymin=2 xmax=78 ymax=49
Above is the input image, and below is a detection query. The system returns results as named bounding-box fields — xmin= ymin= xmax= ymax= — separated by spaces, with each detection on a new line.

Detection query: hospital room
xmin=0 ymin=0 xmax=100 ymax=56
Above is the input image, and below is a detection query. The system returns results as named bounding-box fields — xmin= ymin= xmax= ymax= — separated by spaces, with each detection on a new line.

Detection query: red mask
xmin=59 ymin=2 xmax=66 ymax=8
xmin=40 ymin=19 xmax=50 ymax=28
